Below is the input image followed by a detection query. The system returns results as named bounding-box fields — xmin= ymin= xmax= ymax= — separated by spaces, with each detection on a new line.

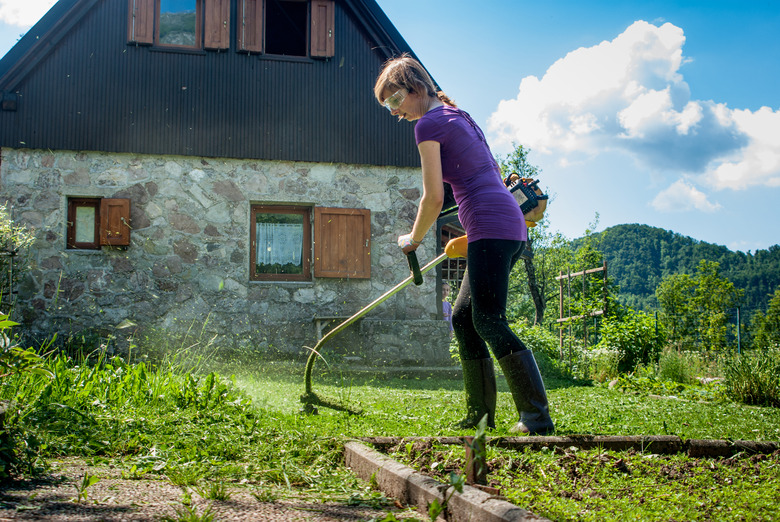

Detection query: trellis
xmin=556 ymin=262 xmax=608 ymax=363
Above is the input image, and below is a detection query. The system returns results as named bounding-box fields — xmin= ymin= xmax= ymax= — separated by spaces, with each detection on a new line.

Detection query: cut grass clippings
xmin=386 ymin=439 xmax=780 ymax=522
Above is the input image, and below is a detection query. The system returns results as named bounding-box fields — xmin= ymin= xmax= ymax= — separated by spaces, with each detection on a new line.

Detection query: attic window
xmin=265 ymin=0 xmax=308 ymax=57
xmin=157 ymin=0 xmax=200 ymax=48
xmin=128 ymin=0 xmax=230 ymax=50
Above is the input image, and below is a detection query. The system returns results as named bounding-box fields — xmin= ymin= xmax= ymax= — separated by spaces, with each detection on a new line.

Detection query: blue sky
xmin=1 ymin=0 xmax=778 ymax=252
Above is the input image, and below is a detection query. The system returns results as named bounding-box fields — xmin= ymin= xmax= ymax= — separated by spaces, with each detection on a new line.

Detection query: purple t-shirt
xmin=415 ymin=106 xmax=526 ymax=243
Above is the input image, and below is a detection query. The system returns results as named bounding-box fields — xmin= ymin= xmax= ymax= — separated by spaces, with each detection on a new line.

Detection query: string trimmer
xmin=300 ymin=250 xmax=450 ymax=414
xmin=300 ymin=175 xmax=547 ymax=415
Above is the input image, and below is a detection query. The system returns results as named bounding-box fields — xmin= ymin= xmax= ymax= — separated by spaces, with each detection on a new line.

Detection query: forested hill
xmin=579 ymin=224 xmax=780 ymax=315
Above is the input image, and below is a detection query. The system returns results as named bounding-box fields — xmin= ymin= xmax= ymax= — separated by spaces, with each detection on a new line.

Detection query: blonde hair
xmin=374 ymin=54 xmax=456 ymax=107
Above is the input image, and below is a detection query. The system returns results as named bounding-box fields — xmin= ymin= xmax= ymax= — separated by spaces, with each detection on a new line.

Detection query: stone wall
xmin=1 ymin=148 xmax=452 ymax=365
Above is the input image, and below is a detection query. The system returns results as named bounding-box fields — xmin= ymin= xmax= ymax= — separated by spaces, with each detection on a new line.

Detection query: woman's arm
xmin=400 ymin=140 xmax=445 ymax=254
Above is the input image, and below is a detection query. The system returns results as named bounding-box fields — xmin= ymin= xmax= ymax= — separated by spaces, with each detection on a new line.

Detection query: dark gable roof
xmin=0 ymin=0 xmax=431 ymax=167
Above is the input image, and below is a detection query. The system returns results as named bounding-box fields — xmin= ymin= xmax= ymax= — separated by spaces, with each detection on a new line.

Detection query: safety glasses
xmin=384 ymin=89 xmax=407 ymax=111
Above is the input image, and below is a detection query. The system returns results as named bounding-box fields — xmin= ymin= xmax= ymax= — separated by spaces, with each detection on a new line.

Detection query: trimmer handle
xmin=406 ymin=251 xmax=424 ymax=286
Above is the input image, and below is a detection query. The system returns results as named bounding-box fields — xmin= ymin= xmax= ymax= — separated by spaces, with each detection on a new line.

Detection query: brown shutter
xmin=100 ymin=199 xmax=131 ymax=246
xmin=127 ymin=0 xmax=154 ymax=45
xmin=314 ymin=207 xmax=371 ymax=279
xmin=204 ymin=0 xmax=230 ymax=50
xmin=238 ymin=0 xmax=263 ymax=53
xmin=310 ymin=0 xmax=335 ymax=58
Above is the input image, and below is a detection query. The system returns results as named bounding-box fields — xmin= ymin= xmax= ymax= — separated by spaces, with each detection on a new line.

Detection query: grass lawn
xmin=2 ymin=354 xmax=779 ymax=521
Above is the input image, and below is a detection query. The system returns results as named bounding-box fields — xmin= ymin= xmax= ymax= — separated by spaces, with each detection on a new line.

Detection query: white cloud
xmin=651 ymin=179 xmax=721 ymax=213
xmin=706 ymin=106 xmax=780 ymax=189
xmin=0 ymin=0 xmax=55 ymax=27
xmin=488 ymin=20 xmax=780 ymax=196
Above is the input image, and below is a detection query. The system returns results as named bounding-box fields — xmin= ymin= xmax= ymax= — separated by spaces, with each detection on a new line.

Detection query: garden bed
xmin=368 ymin=436 xmax=780 ymax=521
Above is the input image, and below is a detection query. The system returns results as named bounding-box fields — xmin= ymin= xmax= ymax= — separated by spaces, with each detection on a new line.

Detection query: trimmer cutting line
xmin=300 ymin=176 xmax=547 ymax=415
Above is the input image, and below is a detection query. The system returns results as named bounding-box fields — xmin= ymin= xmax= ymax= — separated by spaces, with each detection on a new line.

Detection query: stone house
xmin=0 ymin=0 xmax=455 ymax=365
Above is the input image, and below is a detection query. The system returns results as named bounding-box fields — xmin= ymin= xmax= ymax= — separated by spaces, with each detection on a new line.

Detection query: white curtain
xmin=256 ymin=222 xmax=303 ymax=266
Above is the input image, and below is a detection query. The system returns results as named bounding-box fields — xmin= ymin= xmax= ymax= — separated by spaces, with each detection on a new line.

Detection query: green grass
xmin=390 ymin=441 xmax=780 ymax=522
xmin=236 ymin=362 xmax=780 ymax=441
xmin=2 ymin=349 xmax=780 ymax=520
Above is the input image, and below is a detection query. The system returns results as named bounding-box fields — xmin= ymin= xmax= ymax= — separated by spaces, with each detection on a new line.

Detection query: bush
xmin=721 ymin=349 xmax=780 ymax=407
xmin=0 ymin=204 xmax=35 ymax=309
xmin=596 ymin=308 xmax=665 ymax=373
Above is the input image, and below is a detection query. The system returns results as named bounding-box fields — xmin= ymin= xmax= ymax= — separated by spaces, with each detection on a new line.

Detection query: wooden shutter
xmin=238 ymin=0 xmax=263 ymax=53
xmin=310 ymin=0 xmax=335 ymax=58
xmin=127 ymin=0 xmax=154 ymax=45
xmin=100 ymin=199 xmax=131 ymax=246
xmin=204 ymin=0 xmax=230 ymax=50
xmin=314 ymin=207 xmax=370 ymax=279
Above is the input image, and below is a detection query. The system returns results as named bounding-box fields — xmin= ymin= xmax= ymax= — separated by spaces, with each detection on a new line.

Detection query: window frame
xmin=67 ymin=198 xmax=101 ymax=250
xmin=66 ymin=197 xmax=132 ymax=250
xmin=250 ymin=204 xmax=312 ymax=282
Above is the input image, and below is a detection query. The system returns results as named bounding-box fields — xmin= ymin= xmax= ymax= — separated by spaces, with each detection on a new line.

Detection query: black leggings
xmin=452 ymin=239 xmax=528 ymax=361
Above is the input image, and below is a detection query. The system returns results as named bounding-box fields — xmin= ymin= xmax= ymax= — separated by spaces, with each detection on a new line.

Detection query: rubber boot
xmin=455 ymin=358 xmax=497 ymax=429
xmin=497 ymin=350 xmax=555 ymax=435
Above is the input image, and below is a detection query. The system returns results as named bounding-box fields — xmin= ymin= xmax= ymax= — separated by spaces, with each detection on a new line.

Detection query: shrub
xmin=721 ymin=349 xmax=780 ymax=407
xmin=0 ymin=204 xmax=35 ymax=309
xmin=596 ymin=308 xmax=665 ymax=373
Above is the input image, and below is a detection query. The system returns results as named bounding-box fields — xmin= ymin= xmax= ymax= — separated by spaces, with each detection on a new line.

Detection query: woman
xmin=374 ymin=55 xmax=554 ymax=435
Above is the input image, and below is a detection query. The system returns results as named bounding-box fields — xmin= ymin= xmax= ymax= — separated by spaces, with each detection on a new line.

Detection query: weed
xmin=166 ymin=463 xmax=209 ymax=487
xmin=195 ymin=481 xmax=232 ymax=501
xmin=721 ymin=348 xmax=780 ymax=406
xmin=160 ymin=503 xmax=215 ymax=522
xmin=251 ymin=487 xmax=279 ymax=503
xmin=73 ymin=471 xmax=100 ymax=503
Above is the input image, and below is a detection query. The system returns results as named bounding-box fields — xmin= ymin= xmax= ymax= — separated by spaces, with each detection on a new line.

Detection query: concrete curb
xmin=344 ymin=441 xmax=549 ymax=522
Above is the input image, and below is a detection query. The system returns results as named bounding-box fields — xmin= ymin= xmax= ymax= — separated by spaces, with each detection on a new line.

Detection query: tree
xmin=656 ymin=273 xmax=697 ymax=349
xmin=693 ymin=260 xmax=743 ymax=351
xmin=751 ymin=286 xmax=780 ymax=349
xmin=496 ymin=143 xmax=571 ymax=324
xmin=656 ymin=260 xmax=743 ymax=352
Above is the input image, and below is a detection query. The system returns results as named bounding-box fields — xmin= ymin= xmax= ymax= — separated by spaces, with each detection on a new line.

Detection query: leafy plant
xmin=0 ymin=315 xmax=54 ymax=381
xmin=596 ymin=308 xmax=664 ymax=372
xmin=427 ymin=471 xmax=465 ymax=521
xmin=0 ymin=203 xmax=35 ymax=308
xmin=74 ymin=471 xmax=100 ymax=502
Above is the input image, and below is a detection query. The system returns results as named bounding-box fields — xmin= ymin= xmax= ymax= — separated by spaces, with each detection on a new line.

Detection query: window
xmin=440 ymin=223 xmax=466 ymax=291
xmin=249 ymin=205 xmax=370 ymax=282
xmin=265 ymin=0 xmax=308 ymax=57
xmin=157 ymin=0 xmax=199 ymax=47
xmin=128 ymin=0 xmax=334 ymax=57
xmin=251 ymin=205 xmax=311 ymax=281
xmin=67 ymin=198 xmax=131 ymax=250
xmin=128 ymin=0 xmax=230 ymax=50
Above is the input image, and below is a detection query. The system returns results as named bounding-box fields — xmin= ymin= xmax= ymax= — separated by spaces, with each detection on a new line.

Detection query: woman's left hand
xmin=397 ymin=233 xmax=420 ymax=254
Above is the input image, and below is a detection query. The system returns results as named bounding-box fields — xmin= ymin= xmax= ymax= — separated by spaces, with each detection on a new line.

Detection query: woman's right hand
xmin=397 ymin=233 xmax=420 ymax=254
